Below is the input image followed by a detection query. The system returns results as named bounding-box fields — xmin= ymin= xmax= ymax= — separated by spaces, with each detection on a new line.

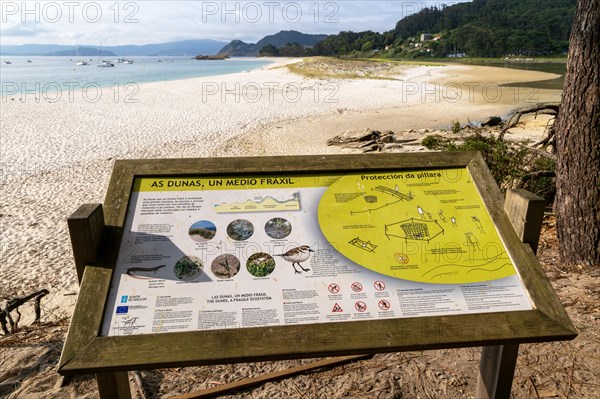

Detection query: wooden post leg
xmin=67 ymin=204 xmax=104 ymax=284
xmin=69 ymin=204 xmax=135 ymax=398
xmin=476 ymin=344 xmax=519 ymax=399
xmin=96 ymin=372 xmax=132 ymax=399
xmin=476 ymin=189 xmax=545 ymax=399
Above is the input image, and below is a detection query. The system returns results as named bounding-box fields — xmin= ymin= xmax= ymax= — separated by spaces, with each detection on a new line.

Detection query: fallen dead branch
xmin=499 ymin=103 xmax=560 ymax=141
xmin=0 ymin=289 xmax=49 ymax=335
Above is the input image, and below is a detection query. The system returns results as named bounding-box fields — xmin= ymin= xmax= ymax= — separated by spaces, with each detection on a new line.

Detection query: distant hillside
xmin=313 ymin=0 xmax=576 ymax=58
xmin=393 ymin=0 xmax=575 ymax=57
xmin=218 ymin=40 xmax=254 ymax=57
xmin=1 ymin=39 xmax=228 ymax=56
xmin=218 ymin=30 xmax=329 ymax=56
xmin=254 ymin=30 xmax=328 ymax=51
xmin=0 ymin=44 xmax=70 ymax=56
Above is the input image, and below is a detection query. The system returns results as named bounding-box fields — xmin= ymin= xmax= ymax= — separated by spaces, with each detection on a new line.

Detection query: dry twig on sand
xmin=0 ymin=289 xmax=49 ymax=335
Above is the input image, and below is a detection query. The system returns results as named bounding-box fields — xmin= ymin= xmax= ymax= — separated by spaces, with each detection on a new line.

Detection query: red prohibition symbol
xmin=355 ymin=301 xmax=367 ymax=312
xmin=328 ymin=283 xmax=340 ymax=294
xmin=374 ymin=281 xmax=385 ymax=291
xmin=378 ymin=300 xmax=391 ymax=310
xmin=351 ymin=282 xmax=363 ymax=292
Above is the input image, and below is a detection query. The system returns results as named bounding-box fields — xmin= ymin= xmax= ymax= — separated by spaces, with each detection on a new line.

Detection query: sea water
xmin=0 ymin=56 xmax=272 ymax=96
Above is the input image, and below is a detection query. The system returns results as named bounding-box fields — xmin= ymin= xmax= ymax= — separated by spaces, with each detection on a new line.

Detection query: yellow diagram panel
xmin=317 ymin=168 xmax=516 ymax=284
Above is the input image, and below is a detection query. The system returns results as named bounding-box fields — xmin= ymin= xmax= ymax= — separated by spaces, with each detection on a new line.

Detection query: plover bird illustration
xmin=275 ymin=245 xmax=313 ymax=274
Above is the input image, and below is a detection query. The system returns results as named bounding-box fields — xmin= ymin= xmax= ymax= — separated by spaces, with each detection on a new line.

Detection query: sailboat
xmin=113 ymin=43 xmax=124 ymax=63
xmin=114 ymin=43 xmax=134 ymax=64
xmin=98 ymin=60 xmax=115 ymax=67
xmin=74 ymin=45 xmax=88 ymax=66
xmin=97 ymin=44 xmax=114 ymax=67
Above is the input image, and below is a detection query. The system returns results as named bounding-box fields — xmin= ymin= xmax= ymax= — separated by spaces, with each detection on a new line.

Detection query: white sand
xmin=0 ymin=59 xmax=561 ymax=311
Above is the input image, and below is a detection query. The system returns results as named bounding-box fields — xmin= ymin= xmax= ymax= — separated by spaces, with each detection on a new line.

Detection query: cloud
xmin=0 ymin=21 xmax=48 ymax=37
xmin=134 ymin=1 xmax=411 ymax=42
xmin=0 ymin=1 xmax=472 ymax=45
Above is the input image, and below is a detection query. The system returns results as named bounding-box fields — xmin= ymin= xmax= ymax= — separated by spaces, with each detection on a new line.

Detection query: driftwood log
xmin=0 ymin=289 xmax=49 ymax=334
xmin=499 ymin=103 xmax=560 ymax=143
xmin=169 ymin=354 xmax=372 ymax=399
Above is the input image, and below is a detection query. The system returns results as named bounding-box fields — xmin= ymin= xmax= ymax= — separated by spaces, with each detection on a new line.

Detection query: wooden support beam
xmin=96 ymin=371 xmax=132 ymax=399
xmin=67 ymin=203 xmax=105 ymax=284
xmin=68 ymin=204 xmax=130 ymax=398
xmin=477 ymin=344 xmax=520 ymax=399
xmin=476 ymin=189 xmax=545 ymax=399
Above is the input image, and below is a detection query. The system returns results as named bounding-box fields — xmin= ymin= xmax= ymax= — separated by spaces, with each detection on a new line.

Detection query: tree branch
xmin=0 ymin=289 xmax=50 ymax=334
xmin=520 ymin=170 xmax=556 ymax=184
xmin=499 ymin=103 xmax=560 ymax=140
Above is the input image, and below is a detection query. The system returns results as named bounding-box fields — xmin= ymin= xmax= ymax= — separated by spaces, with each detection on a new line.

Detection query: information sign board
xmin=103 ymin=168 xmax=533 ymax=337
xmin=59 ymin=152 xmax=576 ymax=376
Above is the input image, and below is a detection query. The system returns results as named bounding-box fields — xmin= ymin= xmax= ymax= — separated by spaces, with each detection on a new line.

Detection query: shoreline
xmin=0 ymin=59 xmax=562 ymax=301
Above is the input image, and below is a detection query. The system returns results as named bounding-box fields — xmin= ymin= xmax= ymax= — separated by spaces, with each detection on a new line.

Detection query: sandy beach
xmin=0 ymin=58 xmax=562 ymax=304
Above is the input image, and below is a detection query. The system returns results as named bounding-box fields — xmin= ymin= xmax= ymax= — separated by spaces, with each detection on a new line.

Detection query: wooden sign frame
xmin=59 ymin=152 xmax=576 ymax=377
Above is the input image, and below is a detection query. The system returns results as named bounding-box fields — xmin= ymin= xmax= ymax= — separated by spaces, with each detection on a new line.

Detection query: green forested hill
xmin=219 ymin=30 xmax=329 ymax=56
xmin=312 ymin=0 xmax=575 ymax=58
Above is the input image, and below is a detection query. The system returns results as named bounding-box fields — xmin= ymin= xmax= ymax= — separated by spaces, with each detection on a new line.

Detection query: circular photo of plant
xmin=246 ymin=252 xmax=276 ymax=277
xmin=188 ymin=220 xmax=217 ymax=242
xmin=265 ymin=217 xmax=292 ymax=239
xmin=211 ymin=254 xmax=241 ymax=279
xmin=227 ymin=219 xmax=254 ymax=241
xmin=174 ymin=256 xmax=203 ymax=281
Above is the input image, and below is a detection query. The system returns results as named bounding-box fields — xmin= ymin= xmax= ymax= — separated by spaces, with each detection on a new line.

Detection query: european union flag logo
xmin=116 ymin=306 xmax=129 ymax=314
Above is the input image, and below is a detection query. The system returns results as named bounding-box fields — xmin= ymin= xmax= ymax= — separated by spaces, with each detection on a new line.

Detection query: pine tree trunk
xmin=554 ymin=0 xmax=600 ymax=267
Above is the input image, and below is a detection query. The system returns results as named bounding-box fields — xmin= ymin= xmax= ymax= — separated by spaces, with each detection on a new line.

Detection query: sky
xmin=0 ymin=0 xmax=471 ymax=45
